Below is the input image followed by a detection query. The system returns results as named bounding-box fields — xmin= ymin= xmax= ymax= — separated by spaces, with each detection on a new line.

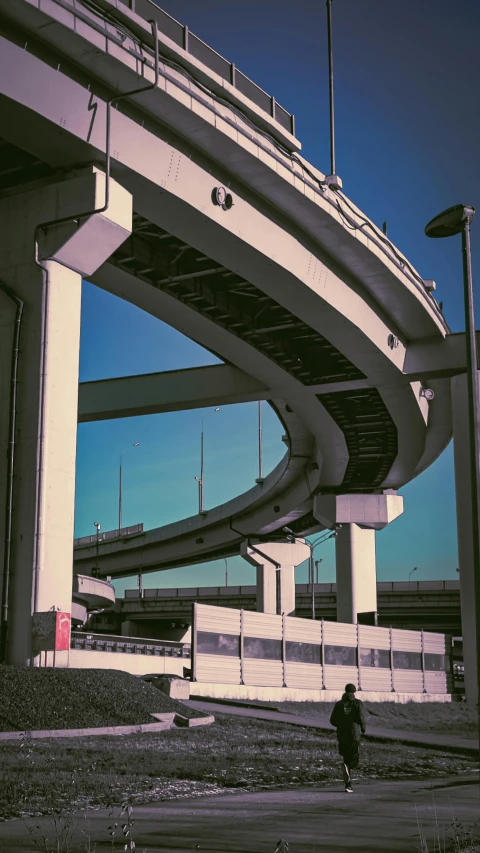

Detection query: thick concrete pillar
xmin=451 ymin=373 xmax=479 ymax=704
xmin=0 ymin=168 xmax=132 ymax=665
xmin=314 ymin=493 xmax=403 ymax=624
xmin=241 ymin=541 xmax=310 ymax=615
xmin=335 ymin=524 xmax=376 ymax=623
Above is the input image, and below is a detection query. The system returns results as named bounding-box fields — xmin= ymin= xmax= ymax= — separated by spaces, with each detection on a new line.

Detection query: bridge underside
xmin=0 ymin=0 xmax=475 ymax=701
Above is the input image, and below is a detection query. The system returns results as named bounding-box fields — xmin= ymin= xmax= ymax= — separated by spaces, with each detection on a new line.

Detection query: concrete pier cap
xmin=241 ymin=541 xmax=310 ymax=616
xmin=313 ymin=493 xmax=404 ymax=530
xmin=313 ymin=494 xmax=404 ymax=625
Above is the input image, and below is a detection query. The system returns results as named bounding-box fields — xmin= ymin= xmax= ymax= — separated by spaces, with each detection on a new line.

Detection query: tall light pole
xmin=195 ymin=408 xmax=220 ymax=514
xmin=425 ymin=203 xmax=480 ymax=715
xmin=119 ymin=442 xmax=139 ymax=531
xmin=326 ymin=0 xmax=336 ymax=177
xmin=283 ymin=527 xmax=338 ymax=620
xmin=256 ymin=401 xmax=264 ymax=484
xmin=409 ymin=566 xmax=418 ymax=583
xmin=93 ymin=521 xmax=101 ymax=576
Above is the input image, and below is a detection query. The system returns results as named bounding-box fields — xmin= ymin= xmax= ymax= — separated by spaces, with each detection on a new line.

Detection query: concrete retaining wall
xmin=68 ymin=649 xmax=187 ymax=676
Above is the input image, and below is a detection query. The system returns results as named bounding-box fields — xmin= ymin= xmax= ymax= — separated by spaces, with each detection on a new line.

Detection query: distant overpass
xmin=91 ymin=580 xmax=461 ymax=638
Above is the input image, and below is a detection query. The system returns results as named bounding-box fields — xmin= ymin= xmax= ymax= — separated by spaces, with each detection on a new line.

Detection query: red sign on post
xmin=55 ymin=612 xmax=71 ymax=651
xmin=32 ymin=611 xmax=71 ymax=654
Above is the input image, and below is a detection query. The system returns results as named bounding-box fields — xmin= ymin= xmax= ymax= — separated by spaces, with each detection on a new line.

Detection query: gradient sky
xmin=76 ymin=0 xmax=480 ymax=595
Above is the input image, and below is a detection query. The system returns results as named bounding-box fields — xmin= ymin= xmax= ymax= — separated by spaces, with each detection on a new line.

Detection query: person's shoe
xmin=345 ymin=786 xmax=353 ymax=793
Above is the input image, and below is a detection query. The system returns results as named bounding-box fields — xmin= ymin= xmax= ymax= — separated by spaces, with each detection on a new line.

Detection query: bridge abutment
xmin=314 ymin=494 xmax=404 ymax=624
xmin=0 ymin=169 xmax=132 ymax=664
xmin=241 ymin=541 xmax=310 ymax=616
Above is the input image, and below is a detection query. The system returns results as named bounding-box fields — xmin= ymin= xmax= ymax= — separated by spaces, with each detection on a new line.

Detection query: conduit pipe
xmin=0 ymin=280 xmax=24 ymax=663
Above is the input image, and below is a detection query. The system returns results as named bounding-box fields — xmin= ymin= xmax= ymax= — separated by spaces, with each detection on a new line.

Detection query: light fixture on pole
xmin=119 ymin=442 xmax=139 ymax=531
xmin=315 ymin=558 xmax=323 ymax=584
xmin=195 ymin=408 xmax=220 ymax=515
xmin=324 ymin=0 xmax=342 ymax=190
xmin=93 ymin=521 xmax=101 ymax=576
xmin=425 ymin=203 xmax=480 ymax=712
xmin=409 ymin=566 xmax=418 ymax=583
xmin=283 ymin=526 xmax=338 ymax=620
xmin=255 ymin=401 xmax=264 ymax=484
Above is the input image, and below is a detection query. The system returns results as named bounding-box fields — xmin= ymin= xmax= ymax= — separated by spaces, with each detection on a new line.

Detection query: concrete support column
xmin=0 ymin=168 xmax=132 ymax=665
xmin=335 ymin=523 xmax=376 ymax=624
xmin=314 ymin=493 xmax=403 ymax=624
xmin=451 ymin=373 xmax=479 ymax=704
xmin=241 ymin=541 xmax=310 ymax=616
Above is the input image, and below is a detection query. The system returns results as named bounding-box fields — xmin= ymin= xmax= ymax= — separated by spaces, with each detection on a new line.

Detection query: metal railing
xmin=74 ymin=524 xmax=144 ymax=547
xmin=121 ymin=0 xmax=295 ymax=136
xmin=71 ymin=630 xmax=190 ymax=657
xmin=123 ymin=580 xmax=460 ymax=599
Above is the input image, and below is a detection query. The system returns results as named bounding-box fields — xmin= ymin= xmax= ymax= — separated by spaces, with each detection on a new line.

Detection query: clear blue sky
xmin=76 ymin=0 xmax=480 ymax=595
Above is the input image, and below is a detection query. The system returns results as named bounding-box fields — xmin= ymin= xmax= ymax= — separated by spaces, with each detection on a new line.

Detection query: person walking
xmin=329 ymin=683 xmax=366 ymax=793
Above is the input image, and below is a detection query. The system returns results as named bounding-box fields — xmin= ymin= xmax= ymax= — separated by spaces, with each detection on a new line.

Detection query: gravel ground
xmin=0 ymin=667 xmax=206 ymax=731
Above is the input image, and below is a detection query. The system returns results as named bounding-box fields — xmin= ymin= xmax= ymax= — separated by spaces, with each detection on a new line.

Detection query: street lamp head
xmin=425 ymin=204 xmax=475 ymax=239
xmin=214 ymin=407 xmax=220 ymax=412
xmin=94 ymin=521 xmax=100 ymax=530
xmin=133 ymin=442 xmax=139 ymax=447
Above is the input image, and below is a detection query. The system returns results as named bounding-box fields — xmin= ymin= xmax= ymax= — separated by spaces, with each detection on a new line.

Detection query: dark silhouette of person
xmin=329 ymin=683 xmax=366 ymax=792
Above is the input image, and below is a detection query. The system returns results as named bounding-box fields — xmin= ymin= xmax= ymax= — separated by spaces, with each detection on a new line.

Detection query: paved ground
xmin=1 ymin=700 xmax=477 ymax=852
xmin=186 ymin=699 xmax=479 ymax=754
xmin=0 ymin=776 xmax=478 ymax=852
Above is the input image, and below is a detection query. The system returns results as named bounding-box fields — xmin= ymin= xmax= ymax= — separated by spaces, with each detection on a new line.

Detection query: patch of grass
xmin=266 ymin=700 xmax=477 ymax=737
xmin=0 ymin=667 xmax=205 ymax=732
xmin=414 ymin=810 xmax=480 ymax=852
xmin=0 ymin=714 xmax=476 ymax=820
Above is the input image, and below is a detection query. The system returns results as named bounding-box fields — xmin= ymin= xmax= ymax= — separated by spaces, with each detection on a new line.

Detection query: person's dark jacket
xmin=329 ymin=692 xmax=366 ymax=744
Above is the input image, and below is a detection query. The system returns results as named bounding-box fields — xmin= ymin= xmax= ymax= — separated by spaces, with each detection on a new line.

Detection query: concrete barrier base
xmin=190 ymin=682 xmax=453 ymax=703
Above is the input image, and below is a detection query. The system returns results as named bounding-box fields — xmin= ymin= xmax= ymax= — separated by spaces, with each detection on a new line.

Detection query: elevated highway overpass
xmin=102 ymin=580 xmax=461 ymax=638
xmin=0 ymin=0 xmax=476 ymax=698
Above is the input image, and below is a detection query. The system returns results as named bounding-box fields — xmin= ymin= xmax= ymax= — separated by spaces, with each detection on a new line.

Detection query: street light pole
xmin=409 ymin=567 xmax=418 ymax=584
xmin=94 ymin=521 xmax=101 ymax=576
xmin=196 ymin=408 xmax=220 ymax=514
xmin=425 ymin=204 xmax=480 ymax=714
xmin=256 ymin=401 xmax=264 ymax=484
xmin=283 ymin=527 xmax=338 ymax=620
xmin=326 ymin=0 xmax=336 ymax=177
xmin=119 ymin=442 xmax=139 ymax=531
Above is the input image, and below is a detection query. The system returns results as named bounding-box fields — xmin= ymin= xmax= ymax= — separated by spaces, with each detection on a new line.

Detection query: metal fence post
xmin=390 ymin=626 xmax=395 ymax=691
xmin=421 ymin=629 xmax=426 ymax=693
xmin=357 ymin=623 xmax=362 ymax=691
xmin=282 ymin=612 xmax=286 ymax=687
xmin=240 ymin=608 xmax=244 ymax=685
xmin=321 ymin=618 xmax=325 ymax=690
xmin=191 ymin=602 xmax=197 ymax=682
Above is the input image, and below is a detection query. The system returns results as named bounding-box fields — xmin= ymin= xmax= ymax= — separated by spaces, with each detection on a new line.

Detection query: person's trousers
xmin=342 ymin=762 xmax=351 ymax=786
